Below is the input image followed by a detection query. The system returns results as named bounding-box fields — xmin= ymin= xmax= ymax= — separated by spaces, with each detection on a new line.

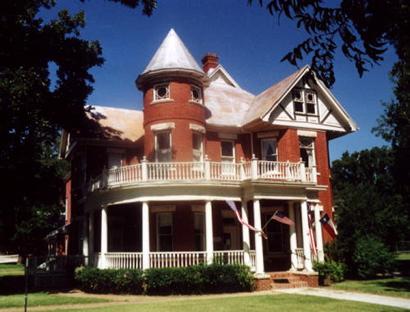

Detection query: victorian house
xmin=59 ymin=29 xmax=356 ymax=285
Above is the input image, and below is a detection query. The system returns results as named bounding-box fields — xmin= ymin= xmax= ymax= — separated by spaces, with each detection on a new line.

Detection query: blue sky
xmin=44 ymin=0 xmax=397 ymax=161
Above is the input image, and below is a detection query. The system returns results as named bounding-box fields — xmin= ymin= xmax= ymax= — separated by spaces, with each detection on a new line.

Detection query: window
xmin=194 ymin=212 xmax=205 ymax=251
xmin=221 ymin=140 xmax=235 ymax=175
xmin=191 ymin=85 xmax=202 ymax=104
xmin=292 ymin=89 xmax=317 ymax=115
xmin=155 ymin=131 xmax=172 ymax=162
xmin=108 ymin=152 xmax=123 ymax=169
xmin=157 ymin=213 xmax=173 ymax=251
xmin=153 ymin=83 xmax=170 ymax=101
xmin=192 ymin=132 xmax=204 ymax=162
xmin=299 ymin=137 xmax=316 ymax=167
xmin=261 ymin=138 xmax=277 ymax=161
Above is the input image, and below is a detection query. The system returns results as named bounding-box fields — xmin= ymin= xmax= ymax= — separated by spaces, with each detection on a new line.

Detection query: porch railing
xmin=89 ymin=158 xmax=317 ymax=191
xmin=149 ymin=251 xmax=207 ymax=268
xmin=97 ymin=250 xmax=257 ymax=270
xmin=295 ymin=248 xmax=305 ymax=270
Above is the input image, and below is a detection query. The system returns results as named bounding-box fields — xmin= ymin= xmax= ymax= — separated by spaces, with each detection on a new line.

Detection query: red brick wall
xmin=315 ymin=131 xmax=334 ymax=242
xmin=205 ymin=132 xmax=220 ymax=161
xmin=277 ymin=129 xmax=300 ymax=162
xmin=143 ymin=80 xmax=206 ymax=161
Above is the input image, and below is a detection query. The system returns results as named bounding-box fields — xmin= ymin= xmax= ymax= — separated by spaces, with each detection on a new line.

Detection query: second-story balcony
xmin=89 ymin=156 xmax=317 ymax=192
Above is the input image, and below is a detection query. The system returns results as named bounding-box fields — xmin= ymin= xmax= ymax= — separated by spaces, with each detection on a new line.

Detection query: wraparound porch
xmin=82 ymin=199 xmax=324 ymax=275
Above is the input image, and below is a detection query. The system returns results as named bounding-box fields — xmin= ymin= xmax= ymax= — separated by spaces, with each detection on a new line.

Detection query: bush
xmin=313 ymin=260 xmax=346 ymax=283
xmin=144 ymin=264 xmax=254 ymax=295
xmin=75 ymin=266 xmax=143 ymax=294
xmin=353 ymin=236 xmax=395 ymax=278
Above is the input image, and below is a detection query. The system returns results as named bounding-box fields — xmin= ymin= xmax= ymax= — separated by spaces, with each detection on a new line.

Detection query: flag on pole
xmin=320 ymin=213 xmax=338 ymax=239
xmin=271 ymin=210 xmax=294 ymax=226
xmin=225 ymin=201 xmax=267 ymax=239
xmin=308 ymin=212 xmax=317 ymax=257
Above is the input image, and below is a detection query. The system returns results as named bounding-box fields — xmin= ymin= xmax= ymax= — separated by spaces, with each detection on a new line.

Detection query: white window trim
xmin=189 ymin=123 xmax=206 ymax=134
xmin=221 ymin=140 xmax=235 ymax=163
xmin=156 ymin=212 xmax=173 ymax=252
xmin=190 ymin=85 xmax=203 ymax=105
xmin=192 ymin=131 xmax=204 ymax=163
xmin=260 ymin=138 xmax=278 ymax=161
xmin=152 ymin=83 xmax=171 ymax=103
xmin=293 ymin=88 xmax=318 ymax=116
xmin=154 ymin=130 xmax=172 ymax=162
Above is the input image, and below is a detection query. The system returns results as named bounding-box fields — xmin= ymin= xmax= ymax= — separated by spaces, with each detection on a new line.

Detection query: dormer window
xmin=154 ymin=83 xmax=170 ymax=102
xmin=191 ymin=85 xmax=202 ymax=104
xmin=292 ymin=89 xmax=317 ymax=115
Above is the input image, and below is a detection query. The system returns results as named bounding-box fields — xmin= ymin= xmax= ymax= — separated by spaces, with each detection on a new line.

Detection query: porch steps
xmin=269 ymin=272 xmax=309 ymax=289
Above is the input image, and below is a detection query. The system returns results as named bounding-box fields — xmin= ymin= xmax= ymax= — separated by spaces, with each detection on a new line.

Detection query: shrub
xmin=75 ymin=266 xmax=143 ymax=294
xmin=144 ymin=264 xmax=254 ymax=295
xmin=313 ymin=260 xmax=346 ymax=283
xmin=353 ymin=236 xmax=395 ymax=278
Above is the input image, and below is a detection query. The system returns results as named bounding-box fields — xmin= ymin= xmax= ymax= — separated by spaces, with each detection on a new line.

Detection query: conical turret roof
xmin=142 ymin=29 xmax=204 ymax=75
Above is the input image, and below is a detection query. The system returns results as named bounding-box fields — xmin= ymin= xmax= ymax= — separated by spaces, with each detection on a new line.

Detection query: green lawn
xmin=0 ymin=263 xmax=24 ymax=277
xmin=34 ymin=294 xmax=406 ymax=312
xmin=396 ymin=252 xmax=410 ymax=261
xmin=332 ymin=277 xmax=410 ymax=299
xmin=0 ymin=292 xmax=109 ymax=309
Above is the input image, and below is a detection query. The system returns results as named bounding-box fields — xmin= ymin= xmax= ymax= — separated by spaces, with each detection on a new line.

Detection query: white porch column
xmin=82 ymin=215 xmax=89 ymax=258
xmin=314 ymin=204 xmax=325 ymax=262
xmin=88 ymin=211 xmax=94 ymax=265
xmin=100 ymin=205 xmax=108 ymax=268
xmin=142 ymin=201 xmax=150 ymax=270
xmin=205 ymin=200 xmax=214 ymax=264
xmin=300 ymin=201 xmax=313 ymax=271
xmin=288 ymin=202 xmax=298 ymax=271
xmin=241 ymin=201 xmax=251 ymax=266
xmin=253 ymin=199 xmax=265 ymax=275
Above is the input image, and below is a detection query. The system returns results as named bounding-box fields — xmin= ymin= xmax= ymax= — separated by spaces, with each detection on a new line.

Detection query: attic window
xmin=292 ymin=89 xmax=317 ymax=115
xmin=191 ymin=85 xmax=202 ymax=104
xmin=154 ymin=84 xmax=170 ymax=101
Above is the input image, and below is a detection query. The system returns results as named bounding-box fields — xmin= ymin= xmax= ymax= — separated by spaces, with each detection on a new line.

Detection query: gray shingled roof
xmin=142 ymin=29 xmax=204 ymax=75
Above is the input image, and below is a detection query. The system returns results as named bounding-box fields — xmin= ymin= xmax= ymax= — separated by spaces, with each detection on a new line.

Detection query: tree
xmin=331 ymin=147 xmax=406 ymax=276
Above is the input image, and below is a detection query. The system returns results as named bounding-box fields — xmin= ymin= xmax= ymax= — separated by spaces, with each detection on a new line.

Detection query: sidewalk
xmin=277 ymin=287 xmax=410 ymax=310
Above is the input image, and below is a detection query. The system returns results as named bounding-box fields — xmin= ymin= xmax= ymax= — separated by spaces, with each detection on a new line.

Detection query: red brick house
xmin=59 ymin=29 xmax=356 ymax=279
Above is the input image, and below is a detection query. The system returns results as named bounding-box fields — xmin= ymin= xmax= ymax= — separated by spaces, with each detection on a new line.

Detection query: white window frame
xmin=299 ymin=137 xmax=316 ymax=168
xmin=221 ymin=140 xmax=235 ymax=176
xmin=153 ymin=83 xmax=171 ymax=102
xmin=260 ymin=138 xmax=278 ymax=161
xmin=155 ymin=130 xmax=172 ymax=162
xmin=190 ymin=85 xmax=203 ymax=104
xmin=292 ymin=88 xmax=318 ymax=116
xmin=156 ymin=212 xmax=173 ymax=251
xmin=192 ymin=132 xmax=204 ymax=163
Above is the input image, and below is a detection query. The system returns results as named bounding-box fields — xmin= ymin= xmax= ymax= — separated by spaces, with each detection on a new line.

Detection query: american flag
xmin=225 ymin=201 xmax=267 ymax=239
xmin=271 ymin=210 xmax=294 ymax=226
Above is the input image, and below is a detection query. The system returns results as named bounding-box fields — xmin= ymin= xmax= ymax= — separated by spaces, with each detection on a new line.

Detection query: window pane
xmin=221 ymin=141 xmax=234 ymax=157
xmin=157 ymin=132 xmax=170 ymax=149
xmin=261 ymin=139 xmax=277 ymax=161
xmin=294 ymin=101 xmax=304 ymax=112
xmin=306 ymin=103 xmax=316 ymax=114
xmin=192 ymin=133 xmax=202 ymax=150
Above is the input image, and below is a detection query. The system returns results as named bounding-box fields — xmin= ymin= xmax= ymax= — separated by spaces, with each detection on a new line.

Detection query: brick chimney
xmin=201 ymin=53 xmax=219 ymax=73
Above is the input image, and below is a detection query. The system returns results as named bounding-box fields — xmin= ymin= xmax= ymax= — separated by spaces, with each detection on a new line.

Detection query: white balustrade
xmin=295 ymin=248 xmax=305 ymax=270
xmin=103 ymin=252 xmax=143 ymax=269
xmin=213 ymin=250 xmax=246 ymax=265
xmin=89 ymin=160 xmax=316 ymax=191
xmin=149 ymin=251 xmax=207 ymax=268
xmin=257 ymin=161 xmax=302 ymax=181
xmin=249 ymin=250 xmax=256 ymax=271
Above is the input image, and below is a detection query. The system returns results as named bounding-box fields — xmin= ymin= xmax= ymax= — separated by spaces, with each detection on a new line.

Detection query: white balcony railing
xmin=90 ymin=158 xmax=317 ymax=191
xmin=97 ymin=250 xmax=257 ymax=270
xmin=295 ymin=248 xmax=305 ymax=270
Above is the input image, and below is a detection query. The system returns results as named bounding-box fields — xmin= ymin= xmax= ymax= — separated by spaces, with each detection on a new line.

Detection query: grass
xmin=0 ymin=263 xmax=24 ymax=277
xmin=0 ymin=292 xmax=109 ymax=309
xmin=34 ymin=294 xmax=406 ymax=312
xmin=396 ymin=252 xmax=410 ymax=261
xmin=332 ymin=277 xmax=410 ymax=299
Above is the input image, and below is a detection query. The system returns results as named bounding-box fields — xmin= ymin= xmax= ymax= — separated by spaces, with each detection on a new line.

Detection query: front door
xmin=262 ymin=212 xmax=290 ymax=271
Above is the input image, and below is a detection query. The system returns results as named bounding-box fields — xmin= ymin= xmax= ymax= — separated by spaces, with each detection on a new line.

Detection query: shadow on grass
xmin=375 ymin=277 xmax=410 ymax=293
